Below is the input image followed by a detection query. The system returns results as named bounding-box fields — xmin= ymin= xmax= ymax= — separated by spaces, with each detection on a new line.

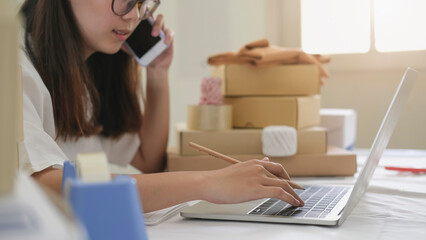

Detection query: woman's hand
xmin=202 ymin=159 xmax=305 ymax=207
xmin=147 ymin=14 xmax=174 ymax=70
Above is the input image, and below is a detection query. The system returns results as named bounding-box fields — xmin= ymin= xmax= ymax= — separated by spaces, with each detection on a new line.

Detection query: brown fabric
xmin=243 ymin=38 xmax=269 ymax=49
xmin=207 ymin=52 xmax=253 ymax=66
xmin=208 ymin=38 xmax=331 ymax=78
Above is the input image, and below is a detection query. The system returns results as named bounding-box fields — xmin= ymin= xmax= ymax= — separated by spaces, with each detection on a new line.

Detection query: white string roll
xmin=262 ymin=126 xmax=297 ymax=157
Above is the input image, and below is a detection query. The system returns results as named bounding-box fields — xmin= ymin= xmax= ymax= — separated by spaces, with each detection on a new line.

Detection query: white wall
xmin=157 ymin=0 xmax=280 ymax=147
xmin=159 ymin=0 xmax=426 ymax=149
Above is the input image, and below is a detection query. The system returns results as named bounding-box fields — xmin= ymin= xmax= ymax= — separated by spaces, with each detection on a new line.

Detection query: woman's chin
xmin=100 ymin=45 xmax=124 ymax=55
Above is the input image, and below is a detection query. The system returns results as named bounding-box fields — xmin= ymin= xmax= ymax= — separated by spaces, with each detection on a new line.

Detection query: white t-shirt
xmin=19 ymin=49 xmax=140 ymax=176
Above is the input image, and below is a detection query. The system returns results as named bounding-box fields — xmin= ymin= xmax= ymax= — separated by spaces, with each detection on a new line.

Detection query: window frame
xmin=278 ymin=0 xmax=426 ymax=72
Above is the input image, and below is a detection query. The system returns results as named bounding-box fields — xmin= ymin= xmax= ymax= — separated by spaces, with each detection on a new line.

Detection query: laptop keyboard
xmin=249 ymin=186 xmax=349 ymax=218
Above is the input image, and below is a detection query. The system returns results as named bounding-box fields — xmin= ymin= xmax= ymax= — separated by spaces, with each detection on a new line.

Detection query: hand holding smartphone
xmin=124 ymin=18 xmax=169 ymax=67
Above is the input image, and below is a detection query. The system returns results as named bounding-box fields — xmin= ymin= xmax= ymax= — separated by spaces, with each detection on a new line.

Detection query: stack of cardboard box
xmin=168 ymin=64 xmax=357 ymax=177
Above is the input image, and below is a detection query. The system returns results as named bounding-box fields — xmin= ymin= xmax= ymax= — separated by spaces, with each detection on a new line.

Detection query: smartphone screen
xmin=126 ymin=19 xmax=162 ymax=58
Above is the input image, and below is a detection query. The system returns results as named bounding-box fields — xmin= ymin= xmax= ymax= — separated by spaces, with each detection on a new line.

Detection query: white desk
xmin=0 ymin=173 xmax=87 ymax=240
xmin=146 ymin=149 xmax=426 ymax=240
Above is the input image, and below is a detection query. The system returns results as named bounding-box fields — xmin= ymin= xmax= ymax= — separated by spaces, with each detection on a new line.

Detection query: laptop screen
xmin=338 ymin=68 xmax=418 ymax=225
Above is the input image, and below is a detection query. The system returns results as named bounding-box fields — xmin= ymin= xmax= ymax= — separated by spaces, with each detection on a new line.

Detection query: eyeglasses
xmin=112 ymin=0 xmax=160 ymax=19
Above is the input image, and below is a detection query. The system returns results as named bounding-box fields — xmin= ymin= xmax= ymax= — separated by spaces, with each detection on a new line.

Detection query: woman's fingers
xmin=261 ymin=177 xmax=304 ymax=206
xmin=243 ymin=160 xmax=303 ymax=206
xmin=150 ymin=14 xmax=173 ymax=44
xmin=257 ymin=159 xmax=291 ymax=180
xmin=262 ymin=187 xmax=301 ymax=207
xmin=205 ymin=159 xmax=304 ymax=206
xmin=162 ymin=28 xmax=174 ymax=45
xmin=151 ymin=14 xmax=164 ymax=37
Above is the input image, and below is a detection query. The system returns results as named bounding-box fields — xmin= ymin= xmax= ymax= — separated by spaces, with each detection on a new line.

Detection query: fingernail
xmin=262 ymin=157 xmax=269 ymax=161
xmin=294 ymin=200 xmax=300 ymax=206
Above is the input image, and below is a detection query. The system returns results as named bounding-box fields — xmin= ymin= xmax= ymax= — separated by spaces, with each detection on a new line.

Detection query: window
xmin=301 ymin=0 xmax=426 ymax=54
xmin=301 ymin=0 xmax=370 ymax=54
xmin=374 ymin=0 xmax=426 ymax=52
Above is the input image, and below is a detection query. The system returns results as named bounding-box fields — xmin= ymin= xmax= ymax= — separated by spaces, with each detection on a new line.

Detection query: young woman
xmin=19 ymin=0 xmax=304 ymax=212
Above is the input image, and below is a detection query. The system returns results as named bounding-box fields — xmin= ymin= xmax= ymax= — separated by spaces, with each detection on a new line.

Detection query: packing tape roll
xmin=76 ymin=152 xmax=111 ymax=183
xmin=187 ymin=105 xmax=232 ymax=131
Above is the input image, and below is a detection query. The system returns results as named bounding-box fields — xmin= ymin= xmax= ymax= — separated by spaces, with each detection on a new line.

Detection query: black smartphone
xmin=124 ymin=19 xmax=169 ymax=66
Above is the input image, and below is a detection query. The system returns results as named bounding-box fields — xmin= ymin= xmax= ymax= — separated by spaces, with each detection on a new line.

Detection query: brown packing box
xmin=167 ymin=146 xmax=357 ymax=177
xmin=223 ymin=95 xmax=321 ymax=129
xmin=212 ymin=64 xmax=320 ymax=96
xmin=297 ymin=126 xmax=327 ymax=154
xmin=176 ymin=123 xmax=327 ymax=156
xmin=0 ymin=5 xmax=19 ymax=195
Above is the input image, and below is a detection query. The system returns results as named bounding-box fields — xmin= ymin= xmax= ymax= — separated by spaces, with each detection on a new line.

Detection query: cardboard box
xmin=176 ymin=123 xmax=327 ymax=156
xmin=212 ymin=64 xmax=320 ymax=96
xmin=223 ymin=95 xmax=321 ymax=129
xmin=176 ymin=123 xmax=262 ymax=156
xmin=0 ymin=3 xmax=19 ymax=195
xmin=168 ymin=146 xmax=357 ymax=177
xmin=320 ymin=109 xmax=357 ymax=150
xmin=297 ymin=126 xmax=328 ymax=154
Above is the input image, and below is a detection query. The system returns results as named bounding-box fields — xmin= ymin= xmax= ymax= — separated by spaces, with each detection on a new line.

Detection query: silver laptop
xmin=181 ymin=68 xmax=418 ymax=226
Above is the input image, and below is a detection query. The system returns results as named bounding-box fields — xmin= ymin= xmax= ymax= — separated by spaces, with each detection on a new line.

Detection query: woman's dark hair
xmin=20 ymin=0 xmax=142 ymax=140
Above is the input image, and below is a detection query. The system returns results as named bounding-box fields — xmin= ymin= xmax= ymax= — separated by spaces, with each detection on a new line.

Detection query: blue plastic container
xmin=62 ymin=161 xmax=148 ymax=240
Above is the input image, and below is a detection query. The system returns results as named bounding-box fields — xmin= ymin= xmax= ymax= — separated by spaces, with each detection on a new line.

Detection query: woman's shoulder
xmin=19 ymin=48 xmax=50 ymax=98
xmin=19 ymin=48 xmax=40 ymax=82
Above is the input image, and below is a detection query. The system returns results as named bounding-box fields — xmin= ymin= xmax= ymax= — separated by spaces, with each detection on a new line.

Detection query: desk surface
xmin=0 ymin=173 xmax=87 ymax=240
xmin=145 ymin=149 xmax=426 ymax=240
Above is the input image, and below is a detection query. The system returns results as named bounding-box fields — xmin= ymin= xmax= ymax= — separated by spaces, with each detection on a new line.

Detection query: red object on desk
xmin=385 ymin=166 xmax=426 ymax=173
